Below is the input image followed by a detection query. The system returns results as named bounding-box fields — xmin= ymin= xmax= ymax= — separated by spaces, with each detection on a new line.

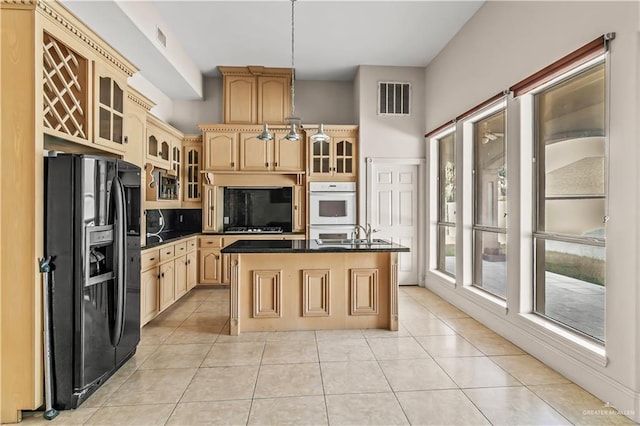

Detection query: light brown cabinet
xmin=94 ymin=61 xmax=126 ymax=153
xmin=199 ymin=235 xmax=224 ymax=285
xmin=186 ymin=251 xmax=198 ymax=291
xmin=293 ymin=184 xmax=306 ymax=232
xmin=308 ymin=126 xmax=358 ymax=181
xmin=2 ymin=3 xmax=139 ymax=421
xmin=124 ymin=88 xmax=153 ymax=168
xmin=141 ymin=267 xmax=160 ymax=325
xmin=146 ymin=115 xmax=183 ymax=170
xmin=183 ymin=136 xmax=202 ymax=203
xmin=201 ymin=125 xmax=303 ymax=173
xmin=140 ymin=236 xmax=197 ymax=325
xmin=220 ymin=66 xmax=292 ymax=125
xmin=197 ymin=234 xmax=305 ymax=286
xmin=202 ymin=185 xmax=220 ymax=232
xmin=204 ymin=131 xmax=238 ymax=171
xmin=159 ymin=260 xmax=175 ymax=311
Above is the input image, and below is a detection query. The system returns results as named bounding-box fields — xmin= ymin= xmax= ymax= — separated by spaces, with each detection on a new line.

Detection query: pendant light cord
xmin=290 ymin=0 xmax=296 ymax=117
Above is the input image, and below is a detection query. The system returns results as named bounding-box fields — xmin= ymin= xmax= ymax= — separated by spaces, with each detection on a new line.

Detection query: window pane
xmin=437 ymin=225 xmax=456 ymax=276
xmin=534 ymin=238 xmax=605 ymax=341
xmin=438 ymin=132 xmax=455 ymax=222
xmin=536 ymin=63 xmax=605 ymax=237
xmin=473 ymin=230 xmax=506 ymax=298
xmin=474 ymin=110 xmax=506 ymax=228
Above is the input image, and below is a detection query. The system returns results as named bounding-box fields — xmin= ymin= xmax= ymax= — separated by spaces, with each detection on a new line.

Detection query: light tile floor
xmin=22 ymin=286 xmax=633 ymax=426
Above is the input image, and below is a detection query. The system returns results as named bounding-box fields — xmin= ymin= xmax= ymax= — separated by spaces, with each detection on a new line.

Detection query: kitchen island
xmin=221 ymin=239 xmax=410 ymax=335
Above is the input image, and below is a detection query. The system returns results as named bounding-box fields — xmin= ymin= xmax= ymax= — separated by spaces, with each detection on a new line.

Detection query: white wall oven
xmin=309 ymin=225 xmax=355 ymax=240
xmin=309 ymin=182 xmax=356 ymax=226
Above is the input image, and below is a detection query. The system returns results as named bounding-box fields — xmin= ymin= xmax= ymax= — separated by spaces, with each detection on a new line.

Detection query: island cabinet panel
xmin=302 ymin=270 xmax=331 ymax=317
xmin=350 ymin=269 xmax=379 ymax=315
xmin=252 ymin=270 xmax=282 ymax=318
xmin=229 ymin=252 xmax=392 ymax=335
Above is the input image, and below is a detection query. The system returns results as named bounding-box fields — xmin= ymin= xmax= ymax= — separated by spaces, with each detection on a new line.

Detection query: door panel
xmin=367 ymin=161 xmax=421 ymax=285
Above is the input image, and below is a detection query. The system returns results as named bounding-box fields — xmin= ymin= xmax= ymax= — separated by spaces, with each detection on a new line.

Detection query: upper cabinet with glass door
xmin=146 ymin=115 xmax=182 ymax=170
xmin=308 ymin=125 xmax=358 ymax=181
xmin=182 ymin=135 xmax=202 ymax=204
xmin=40 ymin=26 xmax=136 ymax=156
xmin=94 ymin=62 xmax=127 ymax=153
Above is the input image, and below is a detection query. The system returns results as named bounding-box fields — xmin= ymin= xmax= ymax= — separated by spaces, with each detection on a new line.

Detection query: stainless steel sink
xmin=315 ymin=238 xmax=390 ymax=246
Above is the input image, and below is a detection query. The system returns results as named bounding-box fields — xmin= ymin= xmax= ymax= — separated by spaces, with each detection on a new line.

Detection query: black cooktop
xmin=225 ymin=226 xmax=283 ymax=234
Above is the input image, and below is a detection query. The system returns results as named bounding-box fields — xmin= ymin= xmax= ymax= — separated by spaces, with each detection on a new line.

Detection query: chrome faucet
xmin=354 ymin=223 xmax=379 ymax=243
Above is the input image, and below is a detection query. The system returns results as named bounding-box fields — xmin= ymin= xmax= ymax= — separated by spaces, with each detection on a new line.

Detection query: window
xmin=436 ymin=129 xmax=456 ymax=276
xmin=378 ymin=82 xmax=410 ymax=115
xmin=532 ymin=59 xmax=606 ymax=342
xmin=472 ymin=108 xmax=507 ymax=299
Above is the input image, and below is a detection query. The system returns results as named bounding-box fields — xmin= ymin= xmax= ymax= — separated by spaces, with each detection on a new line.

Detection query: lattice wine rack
xmin=43 ymin=32 xmax=88 ymax=140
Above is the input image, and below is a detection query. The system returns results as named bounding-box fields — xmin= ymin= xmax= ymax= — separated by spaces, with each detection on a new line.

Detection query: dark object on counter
xmin=44 ymin=154 xmax=141 ymax=410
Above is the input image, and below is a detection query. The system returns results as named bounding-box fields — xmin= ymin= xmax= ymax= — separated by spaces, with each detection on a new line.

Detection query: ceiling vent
xmin=156 ymin=27 xmax=167 ymax=47
xmin=378 ymin=82 xmax=410 ymax=116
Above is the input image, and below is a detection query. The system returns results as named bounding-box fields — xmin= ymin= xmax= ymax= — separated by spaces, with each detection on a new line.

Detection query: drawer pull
xmin=149 ymin=257 xmax=155 ymax=261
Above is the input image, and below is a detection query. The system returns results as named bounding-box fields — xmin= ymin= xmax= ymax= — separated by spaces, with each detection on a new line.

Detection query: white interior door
xmin=366 ymin=159 xmax=422 ymax=285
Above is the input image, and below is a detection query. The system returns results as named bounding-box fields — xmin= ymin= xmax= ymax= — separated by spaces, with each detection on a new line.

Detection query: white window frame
xmin=461 ymin=99 xmax=508 ymax=307
xmin=522 ymin=54 xmax=608 ymax=343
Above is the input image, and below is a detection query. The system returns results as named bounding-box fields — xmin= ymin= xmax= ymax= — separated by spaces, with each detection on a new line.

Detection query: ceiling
xmin=61 ymin=0 xmax=484 ymax=100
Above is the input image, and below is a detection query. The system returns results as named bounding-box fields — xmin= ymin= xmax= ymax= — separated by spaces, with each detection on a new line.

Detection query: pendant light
xmin=257 ymin=0 xmax=329 ymax=143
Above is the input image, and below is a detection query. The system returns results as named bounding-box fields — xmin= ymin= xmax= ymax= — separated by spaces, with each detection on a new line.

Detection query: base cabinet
xmin=199 ymin=249 xmax=223 ymax=284
xmin=159 ymin=261 xmax=175 ymax=311
xmin=197 ymin=234 xmax=305 ymax=286
xmin=141 ymin=268 xmax=159 ymax=325
xmin=186 ymin=251 xmax=198 ymax=290
xmin=140 ymin=236 xmax=198 ymax=326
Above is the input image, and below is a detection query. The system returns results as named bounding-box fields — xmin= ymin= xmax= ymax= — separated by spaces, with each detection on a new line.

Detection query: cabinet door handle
xmin=265 ymin=162 xmax=269 ymax=167
xmin=274 ymin=162 xmax=278 ymax=167
xmin=149 ymin=257 xmax=155 ymax=261
xmin=214 ymin=254 xmax=219 ymax=260
xmin=161 ymin=272 xmax=165 ymax=278
xmin=231 ymin=162 xmax=235 ymax=167
xmin=157 ymin=274 xmax=160 ymax=279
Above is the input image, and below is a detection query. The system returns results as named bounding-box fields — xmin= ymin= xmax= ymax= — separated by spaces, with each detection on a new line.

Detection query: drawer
xmin=174 ymin=241 xmax=187 ymax=255
xmin=199 ymin=235 xmax=223 ymax=248
xmin=141 ymin=249 xmax=160 ymax=270
xmin=186 ymin=237 xmax=197 ymax=251
xmin=160 ymin=244 xmax=175 ymax=261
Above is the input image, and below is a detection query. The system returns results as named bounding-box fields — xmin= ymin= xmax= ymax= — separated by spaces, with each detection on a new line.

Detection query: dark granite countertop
xmin=142 ymin=231 xmax=309 ymax=250
xmin=221 ymin=239 xmax=410 ymax=254
xmin=143 ymin=230 xmax=200 ymax=249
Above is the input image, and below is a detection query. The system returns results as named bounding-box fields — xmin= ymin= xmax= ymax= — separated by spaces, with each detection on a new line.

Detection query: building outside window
xmin=532 ymin=59 xmax=606 ymax=342
xmin=437 ymin=129 xmax=456 ymax=276
xmin=472 ymin=109 xmax=507 ymax=298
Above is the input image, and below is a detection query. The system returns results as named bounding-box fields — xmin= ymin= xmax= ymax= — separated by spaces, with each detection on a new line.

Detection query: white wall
xmin=423 ymin=1 xmax=639 ymax=420
xmin=171 ymin=77 xmax=224 ymax=134
xmin=355 ymin=65 xmax=426 ymax=227
xmin=165 ymin=77 xmax=356 ymax=134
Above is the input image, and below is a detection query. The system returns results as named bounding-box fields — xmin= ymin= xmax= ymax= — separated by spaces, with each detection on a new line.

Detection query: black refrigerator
xmin=44 ymin=154 xmax=141 ymax=409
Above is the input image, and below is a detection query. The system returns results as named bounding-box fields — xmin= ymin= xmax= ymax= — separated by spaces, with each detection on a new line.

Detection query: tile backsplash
xmin=146 ymin=209 xmax=201 ymax=234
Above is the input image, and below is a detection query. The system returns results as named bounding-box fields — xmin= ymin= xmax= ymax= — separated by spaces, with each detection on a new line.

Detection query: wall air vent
xmin=156 ymin=27 xmax=167 ymax=47
xmin=378 ymin=82 xmax=411 ymax=115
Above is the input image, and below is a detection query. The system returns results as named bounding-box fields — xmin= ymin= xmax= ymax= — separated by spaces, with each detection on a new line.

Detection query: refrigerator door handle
xmin=111 ymin=176 xmax=127 ymax=346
